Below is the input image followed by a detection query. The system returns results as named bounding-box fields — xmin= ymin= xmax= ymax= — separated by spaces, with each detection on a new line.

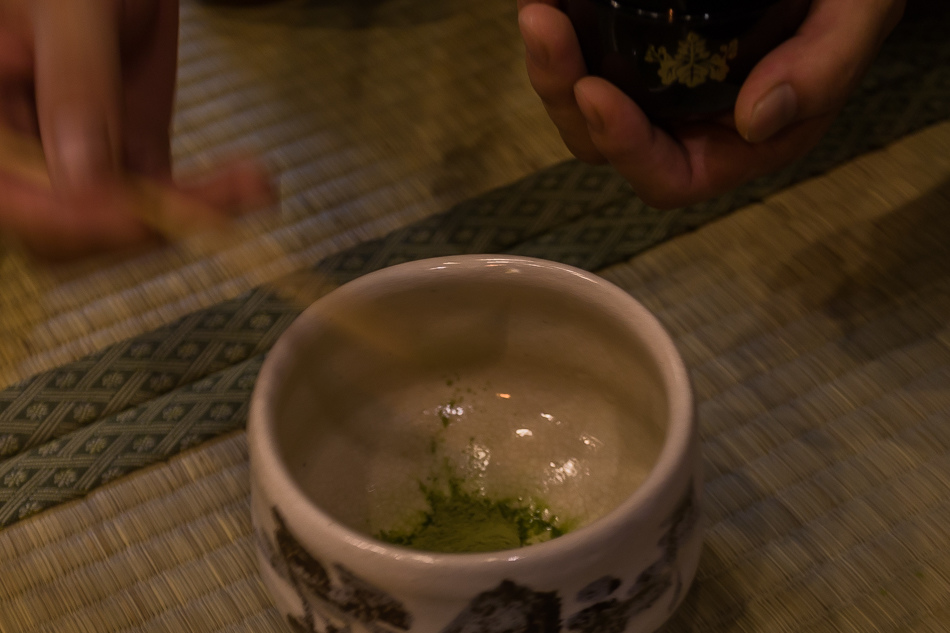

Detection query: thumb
xmin=32 ymin=0 xmax=123 ymax=193
xmin=736 ymin=0 xmax=905 ymax=143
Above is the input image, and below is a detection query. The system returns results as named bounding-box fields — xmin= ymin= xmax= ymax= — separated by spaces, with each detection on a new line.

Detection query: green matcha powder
xmin=377 ymin=478 xmax=572 ymax=553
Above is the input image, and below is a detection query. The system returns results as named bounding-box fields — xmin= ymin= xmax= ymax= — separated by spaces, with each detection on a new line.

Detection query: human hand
xmin=0 ymin=0 xmax=273 ymax=257
xmin=518 ymin=0 xmax=907 ymax=209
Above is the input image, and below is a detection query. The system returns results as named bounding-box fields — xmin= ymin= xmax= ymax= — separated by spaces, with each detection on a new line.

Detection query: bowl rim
xmin=248 ymin=254 xmax=695 ymax=575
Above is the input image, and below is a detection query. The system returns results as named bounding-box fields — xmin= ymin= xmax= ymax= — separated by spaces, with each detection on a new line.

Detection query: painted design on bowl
xmin=645 ymin=33 xmax=739 ymax=88
xmin=440 ymin=580 xmax=562 ymax=632
xmin=259 ymin=483 xmax=699 ymax=632
xmin=442 ymin=484 xmax=700 ymax=633
xmin=260 ymin=508 xmax=413 ymax=632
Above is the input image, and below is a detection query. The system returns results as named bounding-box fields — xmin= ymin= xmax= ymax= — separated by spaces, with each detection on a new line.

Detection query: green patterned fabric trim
xmin=0 ymin=357 xmax=262 ymax=525
xmin=1 ymin=15 xmax=949 ymax=527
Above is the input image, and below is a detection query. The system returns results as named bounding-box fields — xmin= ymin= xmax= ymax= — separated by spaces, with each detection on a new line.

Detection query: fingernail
xmin=518 ymin=14 xmax=549 ymax=68
xmin=575 ymin=84 xmax=605 ymax=134
xmin=51 ymin=113 xmax=115 ymax=192
xmin=745 ymin=83 xmax=797 ymax=143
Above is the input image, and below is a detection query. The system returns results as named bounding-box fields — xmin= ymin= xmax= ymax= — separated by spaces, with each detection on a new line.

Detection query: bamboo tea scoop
xmin=0 ymin=125 xmax=235 ymax=240
xmin=0 ymin=126 xmax=413 ymax=359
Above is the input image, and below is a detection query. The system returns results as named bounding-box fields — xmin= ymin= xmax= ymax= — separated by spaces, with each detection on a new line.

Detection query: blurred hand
xmin=518 ymin=0 xmax=907 ymax=209
xmin=0 ymin=0 xmax=272 ymax=257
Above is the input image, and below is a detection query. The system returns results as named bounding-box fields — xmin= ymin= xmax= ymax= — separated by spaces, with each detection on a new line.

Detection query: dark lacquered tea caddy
xmin=561 ymin=0 xmax=811 ymax=119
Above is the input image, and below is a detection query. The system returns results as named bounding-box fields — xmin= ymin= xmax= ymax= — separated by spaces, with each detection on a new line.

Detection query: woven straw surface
xmin=2 ymin=0 xmax=950 ymax=630
xmin=0 ymin=0 xmax=571 ymax=386
xmin=2 ymin=120 xmax=949 ymax=632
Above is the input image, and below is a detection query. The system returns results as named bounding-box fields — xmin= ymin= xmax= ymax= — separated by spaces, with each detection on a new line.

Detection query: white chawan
xmin=249 ymin=255 xmax=702 ymax=633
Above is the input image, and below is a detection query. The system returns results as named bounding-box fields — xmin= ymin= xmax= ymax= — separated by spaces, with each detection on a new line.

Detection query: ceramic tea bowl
xmin=561 ymin=0 xmax=811 ymax=120
xmin=248 ymin=255 xmax=702 ymax=633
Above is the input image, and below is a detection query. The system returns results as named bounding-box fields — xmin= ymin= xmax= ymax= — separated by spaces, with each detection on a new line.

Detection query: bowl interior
xmin=270 ymin=261 xmax=669 ymax=550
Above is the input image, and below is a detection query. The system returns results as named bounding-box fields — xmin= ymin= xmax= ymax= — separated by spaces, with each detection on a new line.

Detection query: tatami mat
xmin=3 ymin=0 xmax=950 ymax=630
xmin=2 ymin=120 xmax=949 ymax=632
xmin=0 ymin=0 xmax=571 ymax=385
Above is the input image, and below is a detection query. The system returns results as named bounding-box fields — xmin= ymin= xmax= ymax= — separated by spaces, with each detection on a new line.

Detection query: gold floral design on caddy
xmin=645 ymin=32 xmax=738 ymax=88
